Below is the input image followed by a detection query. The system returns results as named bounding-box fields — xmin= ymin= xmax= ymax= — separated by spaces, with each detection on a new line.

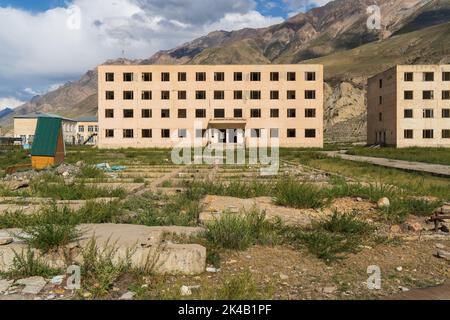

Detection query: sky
xmin=0 ymin=0 xmax=333 ymax=110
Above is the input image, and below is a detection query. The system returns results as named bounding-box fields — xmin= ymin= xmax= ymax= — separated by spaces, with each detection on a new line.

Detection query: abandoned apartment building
xmin=97 ymin=64 xmax=324 ymax=149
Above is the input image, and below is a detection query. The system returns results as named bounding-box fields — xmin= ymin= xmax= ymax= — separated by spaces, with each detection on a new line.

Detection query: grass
xmin=20 ymin=222 xmax=80 ymax=253
xmin=1 ymin=249 xmax=61 ymax=279
xmin=204 ymin=208 xmax=282 ymax=251
xmin=347 ymin=147 xmax=450 ymax=166
xmin=0 ymin=149 xmax=30 ymax=176
xmin=188 ymin=180 xmax=274 ymax=199
xmin=77 ymin=166 xmax=107 ymax=179
xmin=274 ymin=179 xmax=328 ymax=209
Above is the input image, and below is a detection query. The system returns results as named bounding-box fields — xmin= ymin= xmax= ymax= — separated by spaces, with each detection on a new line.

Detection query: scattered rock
xmin=390 ymin=225 xmax=402 ymax=233
xmin=206 ymin=267 xmax=219 ymax=273
xmin=279 ymin=273 xmax=289 ymax=281
xmin=4 ymin=180 xmax=29 ymax=191
xmin=399 ymin=286 xmax=410 ymax=292
xmin=226 ymin=259 xmax=238 ymax=265
xmin=377 ymin=198 xmax=390 ymax=209
xmin=46 ymin=294 xmax=56 ymax=300
xmin=435 ymin=244 xmax=446 ymax=250
xmin=0 ymin=237 xmax=13 ymax=245
xmin=356 ymin=197 xmax=363 ymax=202
xmin=406 ymin=222 xmax=424 ymax=233
xmin=50 ymin=275 xmax=65 ymax=286
xmin=76 ymin=161 xmax=85 ymax=167
xmin=83 ymin=292 xmax=92 ymax=299
xmin=16 ymin=276 xmax=47 ymax=295
xmin=119 ymin=291 xmax=136 ymax=300
xmin=436 ymin=250 xmax=450 ymax=261
xmin=0 ymin=279 xmax=14 ymax=293
xmin=396 ymin=266 xmax=403 ymax=272
xmin=180 ymin=286 xmax=192 ymax=296
xmin=322 ymin=286 xmax=337 ymax=294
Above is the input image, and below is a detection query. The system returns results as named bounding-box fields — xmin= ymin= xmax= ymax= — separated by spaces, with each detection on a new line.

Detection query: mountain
xmin=1 ymin=0 xmax=449 ymax=142
xmin=0 ymin=107 xmax=13 ymax=120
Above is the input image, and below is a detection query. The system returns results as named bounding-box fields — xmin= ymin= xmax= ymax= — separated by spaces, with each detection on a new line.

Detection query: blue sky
xmin=0 ymin=0 xmax=330 ymax=109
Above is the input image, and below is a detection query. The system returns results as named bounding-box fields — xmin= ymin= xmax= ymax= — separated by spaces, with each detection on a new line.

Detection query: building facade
xmin=98 ymin=64 xmax=324 ymax=149
xmin=14 ymin=113 xmax=77 ymax=146
xmin=76 ymin=117 xmax=99 ymax=145
xmin=368 ymin=65 xmax=450 ymax=148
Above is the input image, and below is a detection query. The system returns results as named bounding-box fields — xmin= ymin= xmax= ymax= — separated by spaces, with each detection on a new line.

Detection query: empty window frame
xmin=196 ymin=72 xmax=206 ymax=81
xmin=287 ymin=72 xmax=296 ymax=81
xmin=234 ymin=72 xmax=243 ymax=81
xmin=250 ymin=91 xmax=261 ymax=100
xmin=423 ymin=130 xmax=434 ymax=139
xmin=123 ymin=91 xmax=134 ymax=100
xmin=423 ymin=109 xmax=434 ymax=118
xmin=442 ymin=90 xmax=450 ymax=100
xmin=270 ymin=91 xmax=279 ymax=100
xmin=270 ymin=109 xmax=279 ymax=118
xmin=234 ymin=109 xmax=243 ymax=118
xmin=142 ymin=72 xmax=152 ymax=82
xmin=305 ymin=129 xmax=316 ymax=138
xmin=123 ymin=109 xmax=134 ymax=118
xmin=287 ymin=129 xmax=296 ymax=138
xmin=105 ymin=73 xmax=114 ymax=82
xmin=250 ymin=72 xmax=261 ymax=81
xmin=443 ymin=109 xmax=450 ymax=118
xmin=161 ymin=129 xmax=170 ymax=138
xmin=270 ymin=72 xmax=279 ymax=81
xmin=161 ymin=72 xmax=170 ymax=82
xmin=214 ymin=72 xmax=225 ymax=81
xmin=404 ymin=130 xmax=413 ymax=139
xmin=305 ymin=90 xmax=316 ymax=100
xmin=141 ymin=91 xmax=152 ymax=100
xmin=161 ymin=91 xmax=170 ymax=100
xmin=105 ymin=129 xmax=114 ymax=138
xmin=305 ymin=109 xmax=316 ymax=118
xmin=178 ymin=109 xmax=187 ymax=119
xmin=178 ymin=91 xmax=187 ymax=100
xmin=196 ymin=91 xmax=206 ymax=100
xmin=214 ymin=91 xmax=225 ymax=100
xmin=214 ymin=109 xmax=225 ymax=118
xmin=178 ymin=72 xmax=187 ymax=82
xmin=234 ymin=91 xmax=243 ymax=100
xmin=142 ymin=129 xmax=152 ymax=138
xmin=250 ymin=109 xmax=261 ymax=118
xmin=287 ymin=109 xmax=296 ymax=118
xmin=423 ymin=91 xmax=434 ymax=100
xmin=123 ymin=73 xmax=133 ymax=82
xmin=423 ymin=72 xmax=434 ymax=81
xmin=404 ymin=72 xmax=413 ymax=82
xmin=404 ymin=109 xmax=413 ymax=118
xmin=106 ymin=91 xmax=114 ymax=100
xmin=287 ymin=91 xmax=296 ymax=100
xmin=142 ymin=109 xmax=152 ymax=118
xmin=443 ymin=72 xmax=450 ymax=81
xmin=161 ymin=109 xmax=170 ymax=118
xmin=305 ymin=72 xmax=316 ymax=81
xmin=123 ymin=129 xmax=134 ymax=138
xmin=196 ymin=109 xmax=206 ymax=118
xmin=443 ymin=130 xmax=450 ymax=139
xmin=404 ymin=91 xmax=414 ymax=100
xmin=105 ymin=109 xmax=114 ymax=118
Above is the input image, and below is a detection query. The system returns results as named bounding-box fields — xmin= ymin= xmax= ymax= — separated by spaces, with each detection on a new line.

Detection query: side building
xmin=97 ymin=64 xmax=324 ymax=149
xmin=75 ymin=116 xmax=99 ymax=145
xmin=368 ymin=65 xmax=450 ymax=148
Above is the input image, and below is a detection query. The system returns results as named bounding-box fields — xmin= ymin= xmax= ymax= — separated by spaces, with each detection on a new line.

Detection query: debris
xmin=377 ymin=198 xmax=390 ymax=209
xmin=0 ymin=279 xmax=14 ymax=293
xmin=322 ymin=286 xmax=337 ymax=294
xmin=399 ymin=286 xmax=410 ymax=292
xmin=0 ymin=237 xmax=13 ymax=245
xmin=16 ymin=276 xmax=47 ymax=295
xmin=50 ymin=275 xmax=65 ymax=286
xmin=180 ymin=286 xmax=192 ymax=296
xmin=206 ymin=267 xmax=219 ymax=273
xmin=396 ymin=267 xmax=403 ymax=272
xmin=4 ymin=180 xmax=29 ymax=191
xmin=436 ymin=250 xmax=450 ymax=261
xmin=83 ymin=292 xmax=92 ymax=299
xmin=46 ymin=294 xmax=56 ymax=300
xmin=96 ymin=163 xmax=128 ymax=172
xmin=119 ymin=291 xmax=136 ymax=300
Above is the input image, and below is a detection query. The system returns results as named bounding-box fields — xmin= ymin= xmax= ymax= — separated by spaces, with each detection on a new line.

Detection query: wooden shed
xmin=31 ymin=117 xmax=65 ymax=169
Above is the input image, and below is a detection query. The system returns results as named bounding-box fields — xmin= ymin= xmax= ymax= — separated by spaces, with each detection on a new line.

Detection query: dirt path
xmin=324 ymin=151 xmax=450 ymax=178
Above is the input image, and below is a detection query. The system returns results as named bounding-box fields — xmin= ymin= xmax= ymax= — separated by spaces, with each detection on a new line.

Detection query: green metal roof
xmin=31 ymin=117 xmax=62 ymax=157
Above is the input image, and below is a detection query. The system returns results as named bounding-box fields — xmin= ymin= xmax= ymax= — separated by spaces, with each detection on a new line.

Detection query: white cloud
xmin=0 ymin=0 xmax=283 ymax=104
xmin=0 ymin=97 xmax=25 ymax=110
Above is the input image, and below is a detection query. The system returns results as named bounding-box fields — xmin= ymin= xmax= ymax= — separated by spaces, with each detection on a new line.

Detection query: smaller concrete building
xmin=14 ymin=113 xmax=77 ymax=146
xmin=75 ymin=116 xmax=99 ymax=145
xmin=368 ymin=65 xmax=450 ymax=148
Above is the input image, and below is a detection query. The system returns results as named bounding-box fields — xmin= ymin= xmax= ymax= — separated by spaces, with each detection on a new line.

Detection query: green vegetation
xmin=1 ymin=250 xmax=61 ymax=279
xmin=347 ymin=147 xmax=450 ymax=166
xmin=0 ymin=149 xmax=30 ymax=176
xmin=77 ymin=166 xmax=107 ymax=179
xmin=20 ymin=222 xmax=80 ymax=253
xmin=274 ymin=179 xmax=327 ymax=209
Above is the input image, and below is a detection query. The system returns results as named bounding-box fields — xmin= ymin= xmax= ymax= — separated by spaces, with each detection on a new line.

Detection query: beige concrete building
xmin=98 ymin=64 xmax=323 ymax=149
xmin=76 ymin=117 xmax=98 ymax=145
xmin=14 ymin=113 xmax=77 ymax=146
xmin=368 ymin=65 xmax=450 ymax=148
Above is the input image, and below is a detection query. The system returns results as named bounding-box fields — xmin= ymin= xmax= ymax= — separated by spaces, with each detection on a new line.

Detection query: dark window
xmin=287 ymin=72 xmax=296 ymax=81
xmin=105 ymin=109 xmax=114 ymax=118
xmin=379 ymin=96 xmax=383 ymax=105
xmin=305 ymin=129 xmax=316 ymax=138
xmin=404 ymin=91 xmax=414 ymax=100
xmin=196 ymin=72 xmax=206 ymax=81
xmin=178 ymin=109 xmax=187 ymax=118
xmin=287 ymin=109 xmax=296 ymax=118
xmin=443 ymin=72 xmax=450 ymax=81
xmin=305 ymin=90 xmax=315 ymax=100
xmin=442 ymin=91 xmax=450 ymax=100
xmin=250 ymin=72 xmax=261 ymax=81
xmin=423 ymin=130 xmax=434 ymax=139
xmin=250 ymin=91 xmax=261 ymax=100
xmin=196 ymin=91 xmax=206 ymax=100
xmin=161 ymin=109 xmax=170 ymax=118
xmin=214 ymin=72 xmax=225 ymax=81
xmin=423 ymin=109 xmax=434 ymax=118
xmin=423 ymin=91 xmax=434 ymax=100
xmin=106 ymin=91 xmax=114 ymax=100
xmin=106 ymin=73 xmax=114 ymax=82
xmin=214 ymin=109 xmax=225 ymax=118
xmin=234 ymin=72 xmax=243 ymax=81
xmin=123 ymin=129 xmax=134 ymax=138
xmin=178 ymin=129 xmax=187 ymax=138
xmin=404 ymin=109 xmax=413 ymax=118
xmin=251 ymin=129 xmax=261 ymax=138
xmin=105 ymin=129 xmax=114 ymax=138
xmin=234 ymin=91 xmax=243 ymax=100
xmin=270 ymin=91 xmax=279 ymax=100
xmin=178 ymin=91 xmax=187 ymax=100
xmin=404 ymin=72 xmax=413 ymax=82
xmin=196 ymin=109 xmax=206 ymax=118
xmin=123 ymin=91 xmax=134 ymax=100
xmin=142 ymin=109 xmax=152 ymax=118
xmin=250 ymin=109 xmax=261 ymax=118
xmin=178 ymin=72 xmax=186 ymax=82
xmin=270 ymin=72 xmax=279 ymax=81
xmin=161 ymin=91 xmax=170 ymax=100
xmin=305 ymin=72 xmax=316 ymax=81
xmin=379 ymin=79 xmax=383 ymax=88
xmin=123 ymin=109 xmax=134 ymax=118
xmin=234 ymin=109 xmax=243 ymax=118
xmin=443 ymin=109 xmax=450 ymax=118
xmin=161 ymin=129 xmax=170 ymax=138
xmin=305 ymin=109 xmax=316 ymax=118
xmin=287 ymin=129 xmax=296 ymax=138
xmin=404 ymin=130 xmax=413 ymax=139
xmin=443 ymin=130 xmax=450 ymax=139
xmin=142 ymin=129 xmax=152 ymax=138
xmin=214 ymin=91 xmax=225 ymax=100
xmin=142 ymin=72 xmax=152 ymax=82
xmin=423 ymin=72 xmax=434 ymax=81
xmin=161 ymin=72 xmax=170 ymax=82
xmin=379 ymin=113 xmax=383 ymax=121
xmin=270 ymin=109 xmax=279 ymax=118
xmin=123 ymin=73 xmax=133 ymax=82
xmin=287 ymin=90 xmax=296 ymax=100
xmin=142 ymin=91 xmax=152 ymax=100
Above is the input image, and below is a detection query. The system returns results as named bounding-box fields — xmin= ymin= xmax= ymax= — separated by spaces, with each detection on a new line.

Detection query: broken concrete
xmin=16 ymin=277 xmax=47 ymax=295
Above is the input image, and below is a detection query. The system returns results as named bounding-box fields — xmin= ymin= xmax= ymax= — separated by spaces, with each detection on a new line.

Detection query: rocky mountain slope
xmin=2 ymin=0 xmax=449 ymax=142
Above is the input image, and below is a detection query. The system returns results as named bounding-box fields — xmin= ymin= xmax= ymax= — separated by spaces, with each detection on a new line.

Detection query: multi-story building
xmin=368 ymin=65 xmax=450 ymax=148
xmin=98 ymin=65 xmax=323 ymax=149
xmin=14 ymin=113 xmax=77 ymax=146
xmin=75 ymin=116 xmax=99 ymax=145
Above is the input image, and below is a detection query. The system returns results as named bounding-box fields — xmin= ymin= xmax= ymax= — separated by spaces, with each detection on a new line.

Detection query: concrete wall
xmin=98 ymin=64 xmax=324 ymax=149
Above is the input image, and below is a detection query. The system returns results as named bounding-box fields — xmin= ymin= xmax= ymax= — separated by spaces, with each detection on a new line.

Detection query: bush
xmin=1 ymin=249 xmax=61 ymax=279
xmin=274 ymin=179 xmax=327 ymax=209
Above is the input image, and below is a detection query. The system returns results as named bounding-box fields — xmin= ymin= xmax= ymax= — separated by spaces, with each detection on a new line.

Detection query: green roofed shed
xmin=31 ymin=117 xmax=65 ymax=169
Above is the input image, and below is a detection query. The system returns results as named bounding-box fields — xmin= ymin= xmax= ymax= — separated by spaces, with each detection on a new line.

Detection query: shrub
xmin=274 ymin=179 xmax=327 ymax=209
xmin=1 ymin=249 xmax=61 ymax=279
